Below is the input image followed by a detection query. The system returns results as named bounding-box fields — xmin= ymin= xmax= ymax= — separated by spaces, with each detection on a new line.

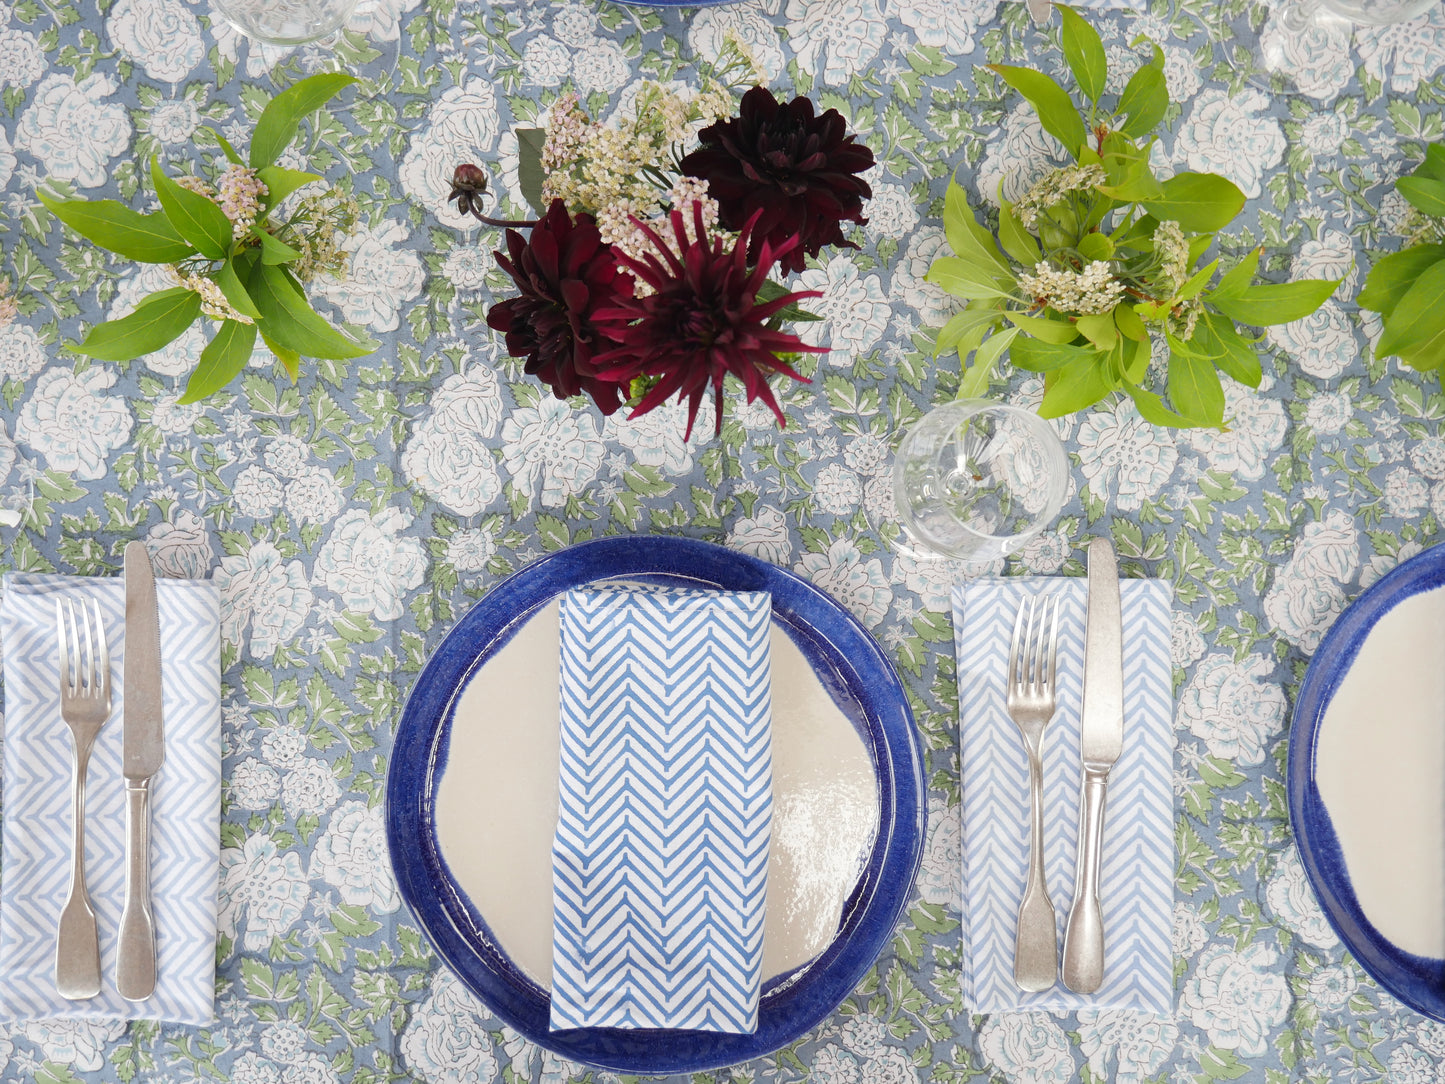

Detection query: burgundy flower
xmin=486 ymin=199 xmax=630 ymax=414
xmin=679 ymin=86 xmax=874 ymax=275
xmin=592 ymin=205 xmax=824 ymax=439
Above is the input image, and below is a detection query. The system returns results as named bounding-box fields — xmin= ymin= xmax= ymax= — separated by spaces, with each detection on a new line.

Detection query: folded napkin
xmin=549 ymin=587 xmax=773 ymax=1033
xmin=0 ymin=573 xmax=220 ymax=1024
xmin=953 ymin=576 xmax=1172 ymax=1014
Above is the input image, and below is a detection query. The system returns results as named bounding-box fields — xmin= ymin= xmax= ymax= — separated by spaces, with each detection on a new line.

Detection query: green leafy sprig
xmin=927 ymin=4 xmax=1339 ymax=428
xmin=38 ymin=73 xmax=373 ymax=404
xmin=1359 ymin=144 xmax=1445 ymax=372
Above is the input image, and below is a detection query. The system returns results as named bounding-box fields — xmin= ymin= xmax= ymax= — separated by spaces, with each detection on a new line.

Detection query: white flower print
xmin=316 ymin=507 xmax=427 ymax=620
xmin=1170 ymin=611 xmax=1207 ymax=669
xmin=15 ymin=366 xmax=134 ymax=480
xmin=727 ymin=505 xmax=792 ymax=565
xmin=784 ymin=0 xmax=887 ymax=84
xmin=813 ymin=463 xmax=862 ymax=515
xmin=260 ymin=1021 xmax=308 ymax=1063
xmin=978 ymin=1013 xmax=1076 ymax=1084
xmin=1357 ymin=7 xmax=1445 ymax=93
xmin=106 ymin=0 xmax=204 ymax=82
xmin=346 ymin=0 xmax=422 ymax=42
xmin=810 ymin=1043 xmax=861 ymax=1084
xmin=264 ymin=434 xmax=311 ymax=478
xmin=0 ymin=124 xmax=13 ymax=190
xmin=1177 ymin=653 xmax=1286 ymax=766
xmin=900 ymin=0 xmax=997 ymax=53
xmin=149 ymin=393 xmax=205 ymax=436
xmin=865 ymin=183 xmax=920 ymax=239
xmin=840 ymin=1013 xmax=888 ymax=1057
xmin=446 ymin=526 xmax=496 ymax=573
xmin=1184 ymin=380 xmax=1286 ymax=481
xmin=1264 ymin=507 xmax=1360 ymax=651
xmin=262 ymin=724 xmax=308 ymax=768
xmin=232 ymin=1052 xmax=281 ymax=1084
xmin=400 ymin=969 xmax=500 ymax=1084
xmin=977 ymin=101 xmax=1064 ymax=207
xmin=145 ymin=322 xmax=206 ymax=378
xmin=500 ymin=397 xmax=604 ymax=508
xmin=573 ymin=39 xmax=629 ymax=94
xmin=443 ymin=245 xmax=492 ymax=292
xmin=313 ymin=219 xmax=424 ymax=332
xmin=400 ymin=82 xmax=500 ymax=231
xmin=228 ymin=758 xmax=281 ymax=810
xmin=1292 ymin=229 xmax=1356 ymax=293
xmin=1265 ymin=845 xmax=1338 ymax=948
xmin=233 ymin=465 xmax=285 ymax=519
xmin=1306 ymin=964 xmax=1357 ymax=1011
xmin=214 ymin=541 xmax=315 ymax=660
xmin=842 ymin=432 xmax=890 ymax=476
xmin=402 ymin=420 xmax=501 ymax=518
xmin=891 ymin=551 xmax=973 ymax=612
xmin=147 ymin=99 xmax=200 ymax=146
xmin=1304 ymin=390 xmax=1351 ymax=436
xmin=1173 ymin=87 xmax=1285 ymax=198
xmin=892 ymin=228 xmax=963 ymax=328
xmin=1174 ymin=902 xmax=1209 ymax=957
xmin=522 ymin=34 xmax=571 ymax=87
xmin=310 ymin=799 xmax=400 ymax=913
xmin=1258 ymin=10 xmax=1352 ymax=102
xmin=1076 ymin=1010 xmax=1178 ymax=1084
xmin=284 ymin=466 xmax=344 ymax=525
xmin=796 ymin=538 xmax=890 ymax=627
xmin=281 ymin=1052 xmax=340 ymax=1084
xmin=1018 ymin=529 xmax=1070 ymax=574
xmin=17 ymin=72 xmax=131 ymax=189
xmin=281 ymin=757 xmax=341 ymax=817
xmin=1384 ymin=465 xmax=1429 ymax=516
xmin=21 ymin=1020 xmax=126 ymax=1072
xmin=797 ymin=255 xmax=888 ymax=365
xmin=1076 ymin=399 xmax=1178 ymax=512
xmin=607 ymin=399 xmax=706 ymax=476
xmin=0 ymin=322 xmax=46 ymax=380
xmin=1361 ymin=539 xmax=1424 ymax=590
xmin=147 ymin=509 xmax=214 ymax=578
xmin=219 ymin=831 xmax=311 ymax=950
xmin=1180 ymin=943 xmax=1290 ymax=1058
xmin=688 ymin=6 xmax=785 ymax=82
xmin=0 ymin=27 xmax=43 ymax=89
xmin=551 ymin=2 xmax=597 ymax=48
xmin=1300 ymin=111 xmax=1350 ymax=158
xmin=916 ymin=799 xmax=960 ymax=906
xmin=1412 ymin=435 xmax=1445 ymax=479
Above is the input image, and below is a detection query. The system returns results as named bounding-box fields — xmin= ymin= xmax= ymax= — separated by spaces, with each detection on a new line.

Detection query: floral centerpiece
xmin=1360 ymin=144 xmax=1445 ymax=372
xmin=38 ymin=73 xmax=373 ymax=404
xmin=927 ymin=5 xmax=1338 ymax=428
xmin=450 ymin=40 xmax=875 ymax=438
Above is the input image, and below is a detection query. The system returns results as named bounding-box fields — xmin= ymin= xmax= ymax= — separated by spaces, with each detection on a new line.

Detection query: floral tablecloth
xmin=1 ymin=0 xmax=1442 ymax=1079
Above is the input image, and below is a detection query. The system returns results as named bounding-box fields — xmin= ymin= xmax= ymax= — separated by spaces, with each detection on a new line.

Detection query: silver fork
xmin=1006 ymin=594 xmax=1060 ymax=992
xmin=55 ymin=597 xmax=110 ymax=1000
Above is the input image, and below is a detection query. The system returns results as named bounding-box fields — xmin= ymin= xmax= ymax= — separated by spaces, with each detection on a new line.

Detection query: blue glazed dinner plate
xmin=1289 ymin=542 xmax=1445 ymax=1022
xmin=386 ymin=535 xmax=925 ymax=1073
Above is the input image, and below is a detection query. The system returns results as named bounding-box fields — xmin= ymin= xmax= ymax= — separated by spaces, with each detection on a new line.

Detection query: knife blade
xmin=119 ymin=540 xmax=162 ymax=1001
xmin=1061 ymin=536 xmax=1123 ymax=994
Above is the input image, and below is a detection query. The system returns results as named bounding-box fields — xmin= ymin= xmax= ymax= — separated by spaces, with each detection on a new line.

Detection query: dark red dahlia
xmin=592 ymin=205 xmax=825 ymax=439
xmin=679 ymin=86 xmax=874 ymax=275
xmin=486 ymin=199 xmax=630 ymax=414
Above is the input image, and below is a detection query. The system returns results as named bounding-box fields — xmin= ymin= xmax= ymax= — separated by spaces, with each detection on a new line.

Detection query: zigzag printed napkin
xmin=953 ymin=576 xmax=1173 ymax=1014
xmin=550 ymin=587 xmax=772 ymax=1033
xmin=0 ymin=573 xmax=220 ymax=1024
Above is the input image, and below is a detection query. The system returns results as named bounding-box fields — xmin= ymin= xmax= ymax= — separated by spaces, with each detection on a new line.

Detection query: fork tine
xmin=1044 ymin=596 xmax=1060 ymax=692
xmin=1027 ymin=595 xmax=1043 ymax=691
xmin=91 ymin=598 xmax=109 ymax=697
xmin=55 ymin=598 xmax=68 ymax=695
xmin=64 ymin=599 xmax=80 ymax=697
xmin=1008 ymin=598 xmax=1027 ymax=690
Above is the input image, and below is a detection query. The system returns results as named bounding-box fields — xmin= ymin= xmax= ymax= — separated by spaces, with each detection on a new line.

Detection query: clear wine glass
xmin=891 ymin=401 xmax=1070 ymax=563
xmin=1257 ymin=0 xmax=1441 ymax=92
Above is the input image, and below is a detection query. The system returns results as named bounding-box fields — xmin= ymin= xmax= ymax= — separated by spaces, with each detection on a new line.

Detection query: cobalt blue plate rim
xmin=1288 ymin=542 xmax=1445 ymax=1022
xmin=385 ymin=535 xmax=927 ymax=1073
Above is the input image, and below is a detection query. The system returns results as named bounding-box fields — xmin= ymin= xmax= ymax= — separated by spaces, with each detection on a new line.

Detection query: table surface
xmin=0 ymin=0 xmax=1440 ymax=1079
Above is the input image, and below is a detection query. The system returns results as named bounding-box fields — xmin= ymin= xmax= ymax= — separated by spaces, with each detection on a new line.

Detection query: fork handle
xmin=1014 ymin=738 xmax=1057 ymax=991
xmin=1062 ymin=768 xmax=1110 ymax=994
xmin=56 ymin=736 xmax=100 ymax=1000
xmin=117 ymin=779 xmax=157 ymax=1001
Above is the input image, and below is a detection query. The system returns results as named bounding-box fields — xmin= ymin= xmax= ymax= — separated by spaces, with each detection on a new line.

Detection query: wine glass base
xmin=228 ymin=27 xmax=402 ymax=113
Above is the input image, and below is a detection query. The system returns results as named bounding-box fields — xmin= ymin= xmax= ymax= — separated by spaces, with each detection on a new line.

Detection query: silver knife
xmin=1061 ymin=536 xmax=1123 ymax=994
xmin=119 ymin=540 xmax=163 ymax=1000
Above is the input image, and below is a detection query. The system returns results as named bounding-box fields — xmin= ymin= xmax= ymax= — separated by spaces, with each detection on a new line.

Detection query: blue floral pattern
xmin=0 ymin=0 xmax=1442 ymax=1080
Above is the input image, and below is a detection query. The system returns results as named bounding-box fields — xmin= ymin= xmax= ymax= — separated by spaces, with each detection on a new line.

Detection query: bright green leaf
xmin=935 ymin=308 xmax=1004 ymax=358
xmin=180 ymin=320 xmax=257 ymax=403
xmin=987 ymin=64 xmax=1089 ymax=157
xmin=1005 ymin=310 xmax=1081 ymax=344
xmin=1040 ymin=351 xmax=1115 ymax=416
xmin=1058 ymin=5 xmax=1108 ymax=104
xmin=211 ymin=131 xmax=243 ymax=165
xmin=1010 ymin=335 xmax=1093 ymax=372
xmin=38 ymin=192 xmax=194 ymax=263
xmin=257 ymin=165 xmax=323 ymax=213
xmin=943 ymin=180 xmax=1013 ymax=275
xmin=1077 ymin=231 xmax=1115 ymax=261
xmin=1126 ymin=384 xmax=1193 ymax=427
xmin=959 ymin=326 xmax=1018 ymax=398
xmin=1116 ymin=52 xmax=1167 ymax=138
xmin=248 ymin=263 xmax=372 ymax=360
xmin=1140 ymin=172 xmax=1246 ymax=233
xmin=74 ymin=288 xmax=200 ymax=361
xmin=214 ymin=259 xmax=261 ymax=319
xmin=1210 ymin=278 xmax=1339 ymax=327
xmin=254 ymin=229 xmax=303 ymax=265
xmin=261 ymin=331 xmax=301 ymax=380
xmin=1116 ymin=303 xmax=1148 ymax=342
xmin=250 ymin=72 xmax=357 ymax=169
xmin=1177 ymin=258 xmax=1219 ymax=301
xmin=1358 ymin=244 xmax=1445 ymax=317
xmin=1212 ymin=248 xmax=1262 ymax=300
xmin=1195 ymin=312 xmax=1262 ymax=388
xmin=926 ymin=256 xmax=1015 ymax=300
xmin=1398 ymin=175 xmax=1445 ymax=217
xmin=517 ymin=128 xmax=547 ymax=217
xmin=152 ymin=157 xmax=233 ymax=260
xmin=1421 ymin=143 xmax=1445 ymax=183
xmin=1076 ymin=312 xmax=1118 ymax=350
xmin=1376 ymin=259 xmax=1445 ymax=359
xmin=1167 ymin=341 xmax=1225 ymax=426
xmin=998 ymin=201 xmax=1040 ymax=265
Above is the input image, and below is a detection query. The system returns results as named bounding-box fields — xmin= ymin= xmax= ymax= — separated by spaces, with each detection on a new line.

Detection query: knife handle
xmin=1062 ymin=769 xmax=1109 ymax=994
xmin=117 ymin=779 xmax=157 ymax=1001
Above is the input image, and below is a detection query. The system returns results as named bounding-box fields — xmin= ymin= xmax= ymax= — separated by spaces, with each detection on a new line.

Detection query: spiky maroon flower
xmin=679 ymin=86 xmax=874 ymax=275
xmin=592 ymin=205 xmax=824 ymax=439
xmin=486 ymin=199 xmax=631 ymax=415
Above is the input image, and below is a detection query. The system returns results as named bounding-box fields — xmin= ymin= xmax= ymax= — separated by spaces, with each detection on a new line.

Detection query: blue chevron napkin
xmin=953 ymin=576 xmax=1173 ymax=1014
xmin=0 ymin=573 xmax=220 ymax=1024
xmin=550 ymin=587 xmax=773 ymax=1033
